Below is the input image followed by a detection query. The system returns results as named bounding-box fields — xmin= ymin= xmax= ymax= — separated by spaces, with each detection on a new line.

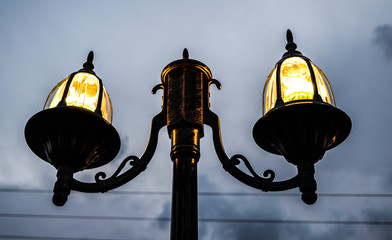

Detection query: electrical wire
xmin=0 ymin=235 xmax=127 ymax=240
xmin=1 ymin=213 xmax=391 ymax=226
xmin=1 ymin=188 xmax=392 ymax=198
xmin=1 ymin=187 xmax=391 ymax=240
xmin=1 ymin=190 xmax=391 ymax=239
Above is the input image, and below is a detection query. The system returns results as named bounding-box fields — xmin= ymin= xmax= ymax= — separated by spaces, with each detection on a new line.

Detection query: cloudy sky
xmin=1 ymin=0 xmax=392 ymax=239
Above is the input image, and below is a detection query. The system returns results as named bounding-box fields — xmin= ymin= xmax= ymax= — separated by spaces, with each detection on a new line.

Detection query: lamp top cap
xmin=161 ymin=48 xmax=212 ymax=81
xmin=282 ymin=29 xmax=303 ymax=59
xmin=82 ymin=51 xmax=95 ymax=72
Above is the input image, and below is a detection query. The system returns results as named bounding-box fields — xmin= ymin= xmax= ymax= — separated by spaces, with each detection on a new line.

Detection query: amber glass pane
xmin=101 ymin=86 xmax=112 ymax=123
xmin=280 ymin=57 xmax=314 ymax=103
xmin=311 ymin=62 xmax=335 ymax=106
xmin=65 ymin=72 xmax=100 ymax=112
xmin=44 ymin=77 xmax=69 ymax=110
xmin=263 ymin=65 xmax=278 ymax=114
xmin=44 ymin=73 xmax=113 ymax=123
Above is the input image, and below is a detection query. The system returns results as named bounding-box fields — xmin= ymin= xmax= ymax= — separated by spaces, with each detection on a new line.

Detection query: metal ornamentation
xmin=56 ymin=49 xmax=302 ymax=197
xmin=25 ymin=30 xmax=351 ymax=240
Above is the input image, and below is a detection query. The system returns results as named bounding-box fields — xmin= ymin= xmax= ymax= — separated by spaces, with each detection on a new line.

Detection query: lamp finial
xmin=286 ymin=29 xmax=293 ymax=42
xmin=83 ymin=51 xmax=95 ymax=71
xmin=282 ymin=30 xmax=302 ymax=58
xmin=285 ymin=29 xmax=297 ymax=52
xmin=183 ymin=48 xmax=189 ymax=60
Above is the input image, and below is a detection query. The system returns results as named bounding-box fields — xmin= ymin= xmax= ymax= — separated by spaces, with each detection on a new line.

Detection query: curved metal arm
xmin=70 ymin=107 xmax=167 ymax=193
xmin=204 ymin=80 xmax=299 ymax=192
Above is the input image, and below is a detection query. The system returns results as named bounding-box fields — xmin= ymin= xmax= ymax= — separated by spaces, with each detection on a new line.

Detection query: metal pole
xmin=170 ymin=128 xmax=200 ymax=240
xmin=162 ymin=49 xmax=210 ymax=239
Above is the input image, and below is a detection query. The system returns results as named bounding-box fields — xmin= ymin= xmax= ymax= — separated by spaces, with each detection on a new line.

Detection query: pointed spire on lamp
xmin=183 ymin=48 xmax=189 ymax=59
xmin=82 ymin=51 xmax=95 ymax=72
xmin=283 ymin=29 xmax=302 ymax=58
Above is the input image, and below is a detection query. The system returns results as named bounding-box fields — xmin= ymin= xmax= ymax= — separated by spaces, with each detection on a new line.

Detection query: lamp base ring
xmin=253 ymin=102 xmax=351 ymax=165
xmin=25 ymin=107 xmax=121 ymax=172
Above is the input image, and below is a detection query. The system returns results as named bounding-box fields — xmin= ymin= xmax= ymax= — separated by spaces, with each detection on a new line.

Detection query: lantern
xmin=25 ymin=52 xmax=120 ymax=173
xmin=253 ymin=30 xmax=351 ymax=165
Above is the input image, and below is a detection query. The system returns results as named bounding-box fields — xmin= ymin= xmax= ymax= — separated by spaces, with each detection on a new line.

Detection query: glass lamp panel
xmin=263 ymin=65 xmax=278 ymax=114
xmin=311 ymin=62 xmax=336 ymax=106
xmin=101 ymin=86 xmax=113 ymax=123
xmin=44 ymin=77 xmax=69 ymax=110
xmin=65 ymin=72 xmax=100 ymax=112
xmin=280 ymin=57 xmax=314 ymax=103
xmin=44 ymin=72 xmax=113 ymax=123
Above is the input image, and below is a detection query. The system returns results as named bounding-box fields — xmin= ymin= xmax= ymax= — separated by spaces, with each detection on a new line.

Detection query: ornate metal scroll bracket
xmin=94 ymin=155 xmax=145 ymax=183
xmin=152 ymin=84 xmax=164 ymax=94
xmin=69 ymin=109 xmax=167 ymax=194
xmin=229 ymin=154 xmax=275 ymax=182
xmin=208 ymin=79 xmax=222 ymax=90
xmin=204 ymin=106 xmax=300 ymax=195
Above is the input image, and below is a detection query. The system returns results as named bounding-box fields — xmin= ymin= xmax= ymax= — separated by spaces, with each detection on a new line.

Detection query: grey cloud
xmin=361 ymin=208 xmax=392 ymax=240
xmin=373 ymin=24 xmax=392 ymax=61
xmin=156 ymin=201 xmax=171 ymax=230
xmin=118 ymin=134 xmax=130 ymax=159
xmin=2 ymin=1 xmax=392 ymax=239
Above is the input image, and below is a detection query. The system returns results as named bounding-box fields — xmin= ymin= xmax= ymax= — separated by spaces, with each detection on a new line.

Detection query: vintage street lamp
xmin=25 ymin=30 xmax=351 ymax=240
xmin=252 ymin=30 xmax=352 ymax=204
xmin=25 ymin=52 xmax=121 ymax=205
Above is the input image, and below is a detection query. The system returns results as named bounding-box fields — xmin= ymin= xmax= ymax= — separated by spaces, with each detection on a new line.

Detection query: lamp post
xmin=25 ymin=30 xmax=351 ymax=240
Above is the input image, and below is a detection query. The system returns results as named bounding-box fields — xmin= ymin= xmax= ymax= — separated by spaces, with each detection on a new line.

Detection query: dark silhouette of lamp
xmin=253 ymin=30 xmax=351 ymax=204
xmin=24 ymin=30 xmax=352 ymax=240
xmin=25 ymin=52 xmax=120 ymax=206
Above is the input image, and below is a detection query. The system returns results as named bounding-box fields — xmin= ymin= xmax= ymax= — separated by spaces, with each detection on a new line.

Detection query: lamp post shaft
xmin=170 ymin=128 xmax=201 ymax=240
xmin=162 ymin=49 xmax=210 ymax=240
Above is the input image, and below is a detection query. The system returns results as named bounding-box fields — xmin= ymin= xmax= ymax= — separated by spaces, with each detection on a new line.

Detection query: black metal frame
xmin=61 ymin=50 xmax=303 ymax=240
xmin=63 ymin=49 xmax=301 ymax=195
xmin=24 ymin=30 xmax=352 ymax=240
xmin=55 ymin=51 xmax=106 ymax=118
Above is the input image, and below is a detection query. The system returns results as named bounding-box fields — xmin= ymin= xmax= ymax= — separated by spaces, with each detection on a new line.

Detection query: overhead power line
xmin=1 ymin=188 xmax=392 ymax=198
xmin=0 ymin=235 xmax=127 ymax=240
xmin=1 ymin=213 xmax=391 ymax=226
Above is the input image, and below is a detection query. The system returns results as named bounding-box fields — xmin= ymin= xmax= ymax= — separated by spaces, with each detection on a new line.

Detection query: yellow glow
xmin=263 ymin=65 xmax=278 ymax=114
xmin=262 ymin=57 xmax=336 ymax=115
xmin=311 ymin=62 xmax=335 ymax=106
xmin=65 ymin=72 xmax=100 ymax=112
xmin=47 ymin=77 xmax=69 ymax=109
xmin=280 ymin=57 xmax=314 ymax=103
xmin=44 ymin=72 xmax=113 ymax=123
xmin=101 ymin=86 xmax=112 ymax=123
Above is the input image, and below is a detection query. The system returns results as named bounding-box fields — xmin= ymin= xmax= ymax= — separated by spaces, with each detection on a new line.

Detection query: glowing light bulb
xmin=64 ymin=72 xmax=99 ymax=112
xmin=280 ymin=57 xmax=314 ymax=103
